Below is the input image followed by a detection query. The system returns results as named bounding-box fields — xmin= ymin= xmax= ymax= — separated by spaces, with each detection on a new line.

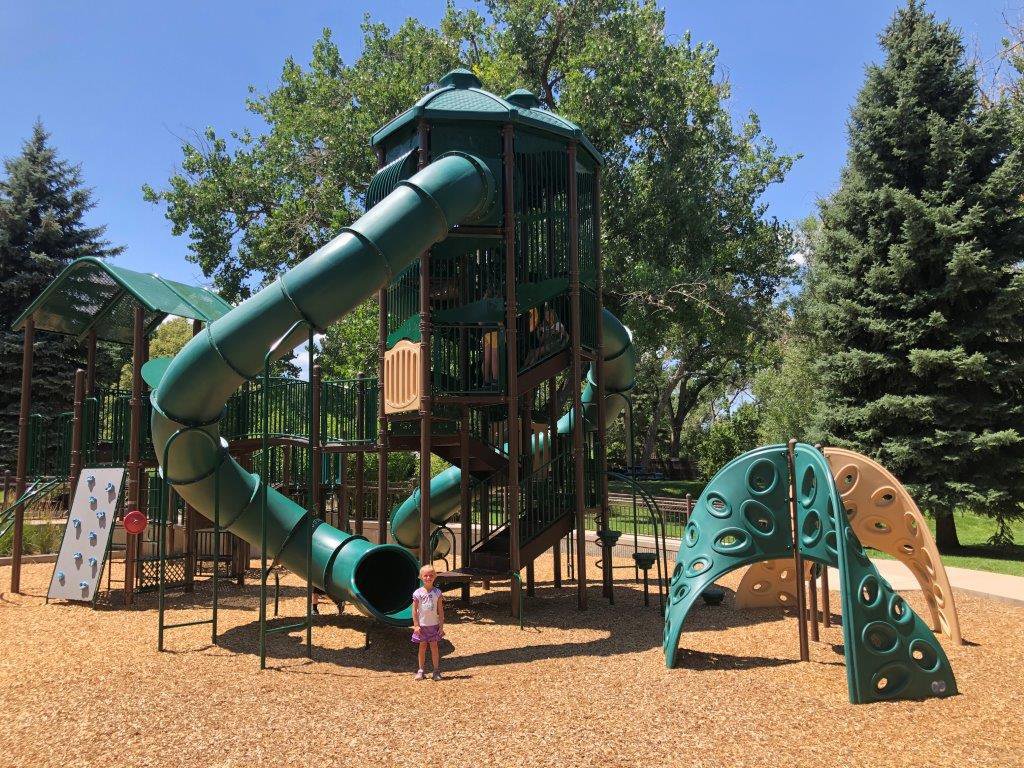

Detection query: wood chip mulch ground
xmin=2 ymin=555 xmax=1022 ymax=768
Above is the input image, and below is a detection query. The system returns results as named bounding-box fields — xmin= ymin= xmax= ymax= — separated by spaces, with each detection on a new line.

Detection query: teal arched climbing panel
xmin=663 ymin=442 xmax=958 ymax=704
xmin=663 ymin=445 xmax=792 ymax=667
xmin=794 ymin=445 xmax=957 ymax=704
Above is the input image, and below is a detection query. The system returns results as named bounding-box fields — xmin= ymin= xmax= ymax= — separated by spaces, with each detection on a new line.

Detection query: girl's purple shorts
xmin=411 ymin=624 xmax=444 ymax=643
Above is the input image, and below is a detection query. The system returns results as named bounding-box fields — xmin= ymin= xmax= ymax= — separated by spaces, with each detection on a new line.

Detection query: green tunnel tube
xmin=389 ymin=308 xmax=636 ymax=551
xmin=148 ymin=153 xmax=496 ymax=626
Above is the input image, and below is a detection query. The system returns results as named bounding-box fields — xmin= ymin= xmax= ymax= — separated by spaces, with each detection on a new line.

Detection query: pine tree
xmin=810 ymin=1 xmax=1024 ymax=550
xmin=0 ymin=122 xmax=123 ymax=472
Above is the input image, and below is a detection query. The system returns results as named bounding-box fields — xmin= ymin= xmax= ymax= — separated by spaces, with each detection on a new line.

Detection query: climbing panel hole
xmin=871 ymin=664 xmax=910 ymax=697
xmin=799 ymin=467 xmax=817 ymax=508
xmin=752 ymin=581 xmax=769 ymax=593
xmin=939 ymin=613 xmax=951 ymax=637
xmin=671 ymin=579 xmax=689 ymax=604
xmin=745 ymin=458 xmax=778 ymax=495
xmin=871 ymin=519 xmax=891 ymax=534
xmin=685 ymin=556 xmax=713 ymax=578
xmin=889 ymin=594 xmax=914 ymax=627
xmin=779 ymin=568 xmax=791 ymax=581
xmin=905 ymin=512 xmax=920 ymax=538
xmin=712 ymin=528 xmax=751 ymax=555
xmin=707 ymin=494 xmax=731 ymax=519
xmin=921 ymin=549 xmax=936 ymax=577
xmin=777 ymin=591 xmax=795 ymax=605
xmin=672 ymin=562 xmax=683 ymax=581
xmin=801 ymin=510 xmax=823 ymax=547
xmin=859 ymin=575 xmax=882 ymax=608
xmin=684 ymin=522 xmax=700 ymax=548
xmin=900 ymin=542 xmax=915 ymax=556
xmin=742 ymin=501 xmax=776 ymax=537
xmin=871 ymin=486 xmax=897 ymax=507
xmin=845 ymin=505 xmax=856 ymax=520
xmin=909 ymin=639 xmax=941 ymax=673
xmin=932 ymin=583 xmax=945 ymax=608
xmin=863 ymin=621 xmax=899 ymax=654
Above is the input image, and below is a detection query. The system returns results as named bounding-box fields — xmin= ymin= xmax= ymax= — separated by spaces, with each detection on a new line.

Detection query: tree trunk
xmin=934 ymin=507 xmax=961 ymax=552
xmin=641 ymin=368 xmax=685 ymax=471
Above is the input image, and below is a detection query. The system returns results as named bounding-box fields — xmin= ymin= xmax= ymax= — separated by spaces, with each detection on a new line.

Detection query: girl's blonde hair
xmin=419 ymin=564 xmax=436 ymax=577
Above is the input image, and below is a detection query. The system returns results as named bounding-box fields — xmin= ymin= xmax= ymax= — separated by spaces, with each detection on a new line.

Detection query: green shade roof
xmin=371 ymin=69 xmax=603 ymax=166
xmin=12 ymin=257 xmax=233 ymax=345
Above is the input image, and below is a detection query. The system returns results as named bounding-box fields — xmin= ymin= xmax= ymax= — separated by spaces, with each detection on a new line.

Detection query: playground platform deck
xmin=2 ymin=555 xmax=1022 ymax=768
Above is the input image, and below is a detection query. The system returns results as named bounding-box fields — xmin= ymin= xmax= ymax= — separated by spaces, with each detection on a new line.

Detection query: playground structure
xmin=3 ymin=69 xmax=965 ymax=704
xmin=663 ymin=441 xmax=959 ymax=704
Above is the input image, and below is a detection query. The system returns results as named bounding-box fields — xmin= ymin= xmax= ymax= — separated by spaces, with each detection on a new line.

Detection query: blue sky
xmin=1 ymin=1 xmax=1017 ymax=287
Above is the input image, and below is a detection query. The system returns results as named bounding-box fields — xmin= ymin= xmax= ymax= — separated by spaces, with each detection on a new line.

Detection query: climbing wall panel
xmin=47 ymin=468 xmax=125 ymax=603
xmin=825 ymin=447 xmax=962 ymax=644
xmin=795 ymin=444 xmax=956 ymax=703
xmin=663 ymin=445 xmax=793 ymax=668
xmin=734 ymin=558 xmax=812 ymax=609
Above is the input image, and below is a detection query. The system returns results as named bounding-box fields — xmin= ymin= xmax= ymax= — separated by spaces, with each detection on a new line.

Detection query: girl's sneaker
xmin=414 ymin=669 xmax=425 ymax=680
xmin=432 ymin=671 xmax=442 ymax=681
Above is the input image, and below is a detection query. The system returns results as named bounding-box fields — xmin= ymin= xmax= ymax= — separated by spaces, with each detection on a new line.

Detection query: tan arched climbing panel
xmin=383 ymin=339 xmax=421 ymax=414
xmin=735 ymin=448 xmax=962 ymax=644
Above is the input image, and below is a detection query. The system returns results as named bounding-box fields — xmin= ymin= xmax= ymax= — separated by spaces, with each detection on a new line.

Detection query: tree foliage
xmin=809 ymin=1 xmax=1024 ymax=549
xmin=0 ymin=123 xmax=122 ymax=470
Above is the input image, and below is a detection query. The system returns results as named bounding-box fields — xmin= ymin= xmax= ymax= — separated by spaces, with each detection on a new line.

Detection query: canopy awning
xmin=12 ymin=257 xmax=233 ymax=344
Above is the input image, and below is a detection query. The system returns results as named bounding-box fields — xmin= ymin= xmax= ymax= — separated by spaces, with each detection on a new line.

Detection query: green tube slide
xmin=147 ymin=153 xmax=496 ymax=626
xmin=390 ymin=308 xmax=636 ymax=551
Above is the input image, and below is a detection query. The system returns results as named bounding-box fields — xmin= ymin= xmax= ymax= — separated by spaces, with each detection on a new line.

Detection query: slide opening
xmin=353 ymin=547 xmax=420 ymax=616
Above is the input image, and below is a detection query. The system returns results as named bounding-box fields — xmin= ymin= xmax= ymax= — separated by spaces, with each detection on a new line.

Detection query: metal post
xmin=69 ymin=369 xmax=85 ymax=490
xmin=311 ymin=364 xmax=322 ymax=522
xmin=821 ymin=566 xmax=831 ymax=628
xmin=786 ymin=439 xmax=810 ymax=661
xmin=305 ymin=329 xmax=314 ymax=656
xmin=355 ymin=372 xmax=366 ymax=536
xmin=10 ymin=315 xmax=34 ymax=594
xmin=376 ymin=145 xmax=390 ymax=545
xmin=808 ymin=564 xmax=820 ymax=642
xmin=123 ymin=304 xmax=145 ymax=606
xmin=459 ymin=406 xmax=471 ymax=577
xmin=567 ymin=142 xmax=587 ymax=610
xmin=502 ymin=123 xmax=522 ymax=617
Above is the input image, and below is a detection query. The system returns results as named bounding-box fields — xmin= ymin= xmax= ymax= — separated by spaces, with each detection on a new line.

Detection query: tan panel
xmin=824 ymin=447 xmax=962 ymax=644
xmin=735 ymin=557 xmax=812 ymax=610
xmin=735 ymin=449 xmax=963 ymax=644
xmin=383 ymin=339 xmax=422 ymax=414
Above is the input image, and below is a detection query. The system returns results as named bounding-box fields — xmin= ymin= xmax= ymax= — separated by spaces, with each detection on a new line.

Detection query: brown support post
xmin=593 ymin=166 xmax=612 ymax=602
xmin=417 ymin=119 xmax=433 ymax=567
xmin=3 ymin=471 xmax=10 ymax=507
xmin=124 ymin=304 xmax=145 ymax=606
xmin=502 ymin=123 xmax=522 ymax=617
xmin=10 ymin=316 xmax=35 ymax=594
xmin=355 ymin=372 xmax=366 ymax=537
xmin=808 ymin=565 xmax=820 ymax=642
xmin=459 ymin=406 xmax=471 ymax=601
xmin=548 ymin=377 xmax=561 ymax=588
xmin=338 ymin=454 xmax=349 ymax=532
xmin=786 ymin=438 xmax=810 ymax=661
xmin=69 ymin=369 xmax=85 ymax=490
xmin=376 ymin=148 xmax=390 ymax=545
xmin=85 ymin=328 xmax=97 ymax=396
xmin=821 ymin=566 xmax=831 ymax=628
xmin=567 ymin=142 xmax=587 ymax=610
xmin=311 ymin=365 xmax=322 ymax=528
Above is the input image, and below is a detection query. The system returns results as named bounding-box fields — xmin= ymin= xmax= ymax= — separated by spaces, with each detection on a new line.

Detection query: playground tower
xmin=370 ymin=69 xmax=612 ymax=610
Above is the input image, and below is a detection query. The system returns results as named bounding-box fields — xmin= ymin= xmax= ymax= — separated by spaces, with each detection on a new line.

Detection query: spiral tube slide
xmin=148 ymin=153 xmax=496 ymax=626
xmin=390 ymin=308 xmax=635 ymax=550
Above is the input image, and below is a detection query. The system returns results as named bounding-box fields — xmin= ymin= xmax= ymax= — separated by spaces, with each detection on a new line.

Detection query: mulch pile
xmin=1 ymin=555 xmax=1022 ymax=768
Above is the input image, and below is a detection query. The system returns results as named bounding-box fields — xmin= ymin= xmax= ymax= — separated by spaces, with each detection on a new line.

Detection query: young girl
xmin=412 ymin=565 xmax=445 ymax=680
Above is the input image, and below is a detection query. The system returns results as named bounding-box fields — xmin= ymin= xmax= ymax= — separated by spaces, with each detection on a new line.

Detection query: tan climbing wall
xmin=735 ymin=448 xmax=962 ymax=644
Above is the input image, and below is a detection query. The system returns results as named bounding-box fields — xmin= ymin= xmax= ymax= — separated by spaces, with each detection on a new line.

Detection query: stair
xmin=387 ymin=433 xmax=507 ymax=480
xmin=468 ymin=509 xmax=574 ymax=573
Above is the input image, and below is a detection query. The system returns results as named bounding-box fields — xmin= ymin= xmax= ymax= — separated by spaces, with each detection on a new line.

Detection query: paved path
xmin=828 ymin=560 xmax=1024 ymax=607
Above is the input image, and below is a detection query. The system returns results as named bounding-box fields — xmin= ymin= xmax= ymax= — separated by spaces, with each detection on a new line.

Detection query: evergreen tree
xmin=810 ymin=1 xmax=1024 ymax=550
xmin=0 ymin=122 xmax=123 ymax=472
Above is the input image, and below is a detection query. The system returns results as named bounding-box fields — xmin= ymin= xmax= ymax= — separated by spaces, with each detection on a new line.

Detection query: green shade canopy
xmin=12 ymin=257 xmax=233 ymax=345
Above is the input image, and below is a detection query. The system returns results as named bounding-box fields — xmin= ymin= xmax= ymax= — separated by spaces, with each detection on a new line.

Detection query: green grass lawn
xmin=609 ymin=479 xmax=1024 ymax=577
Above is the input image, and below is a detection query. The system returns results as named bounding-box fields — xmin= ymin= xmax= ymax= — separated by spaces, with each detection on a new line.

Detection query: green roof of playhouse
xmin=371 ymin=69 xmax=603 ymax=165
xmin=12 ymin=257 xmax=233 ymax=344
